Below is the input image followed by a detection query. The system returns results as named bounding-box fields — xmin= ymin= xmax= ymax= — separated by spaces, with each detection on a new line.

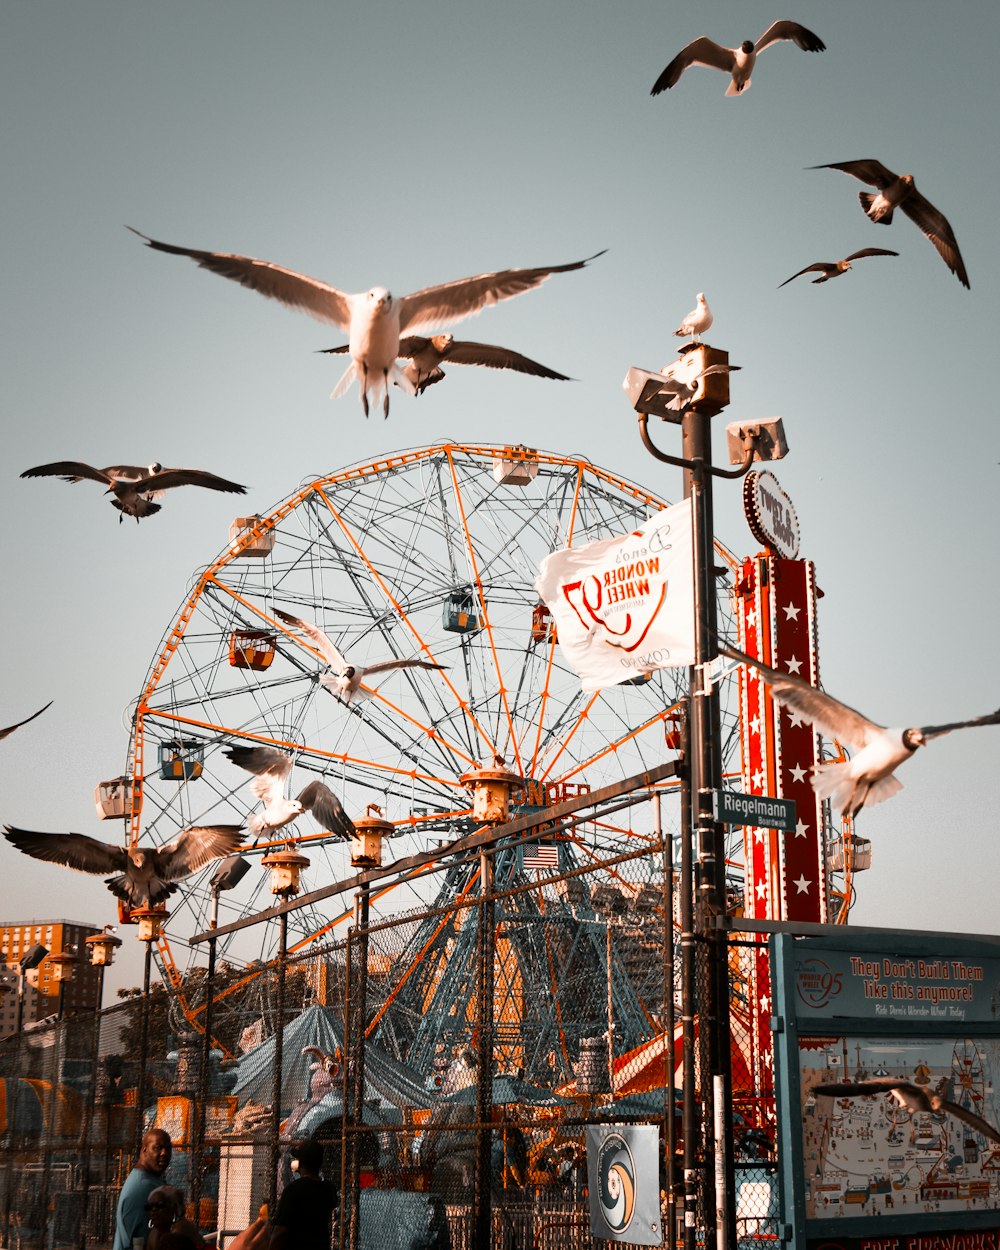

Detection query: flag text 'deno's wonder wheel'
xmin=123 ymin=443 xmax=744 ymax=1040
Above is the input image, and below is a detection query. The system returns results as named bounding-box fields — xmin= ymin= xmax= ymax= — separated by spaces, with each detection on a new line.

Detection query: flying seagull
xmin=651 ymin=21 xmax=825 ymax=97
xmin=812 ymin=1078 xmax=1000 ymax=1145
xmin=20 ymin=460 xmax=246 ymax=521
xmin=721 ymin=643 xmax=1000 ymax=818
xmin=674 ymin=293 xmax=713 ymax=342
xmin=810 ymin=160 xmax=969 ymax=288
xmin=1 ymin=701 xmax=52 ymax=742
xmin=1 ymin=823 xmax=246 ymax=906
xmin=778 ymin=247 xmax=899 ymax=287
xmin=224 ymin=745 xmax=354 ymax=843
xmin=274 ymin=608 xmax=445 ymax=705
xmin=129 ymin=227 xmax=604 ymax=417
xmin=320 ymin=334 xmax=570 ymax=396
xmin=655 ymin=363 xmax=740 ymax=412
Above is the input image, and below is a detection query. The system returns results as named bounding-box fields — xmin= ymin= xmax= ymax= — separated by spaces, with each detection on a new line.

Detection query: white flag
xmin=534 ymin=499 xmax=694 ymax=691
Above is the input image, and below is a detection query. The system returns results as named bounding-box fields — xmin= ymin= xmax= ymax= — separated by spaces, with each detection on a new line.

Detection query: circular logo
xmin=796 ymin=957 xmax=843 ymax=1009
xmin=597 ymin=1133 xmax=637 ymax=1233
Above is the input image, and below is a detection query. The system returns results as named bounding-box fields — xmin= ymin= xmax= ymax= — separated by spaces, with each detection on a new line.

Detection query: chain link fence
xmin=0 ymin=835 xmax=776 ymax=1249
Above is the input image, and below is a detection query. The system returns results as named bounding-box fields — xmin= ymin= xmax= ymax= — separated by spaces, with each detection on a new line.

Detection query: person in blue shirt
xmin=113 ymin=1129 xmax=173 ymax=1250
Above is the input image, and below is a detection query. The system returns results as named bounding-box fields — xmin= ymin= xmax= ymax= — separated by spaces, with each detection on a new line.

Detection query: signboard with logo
xmin=743 ymin=470 xmax=800 ymax=558
xmin=771 ymin=930 xmax=1000 ymax=1250
xmin=585 ymin=1124 xmax=663 ymax=1246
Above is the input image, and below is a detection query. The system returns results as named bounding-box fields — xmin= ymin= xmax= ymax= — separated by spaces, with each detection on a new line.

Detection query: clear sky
xmin=1 ymin=0 xmax=997 ymax=997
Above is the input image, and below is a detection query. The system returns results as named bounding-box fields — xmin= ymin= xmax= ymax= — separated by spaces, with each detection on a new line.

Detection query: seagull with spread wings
xmin=812 ymin=1077 xmax=1000 ymax=1144
xmin=224 ymin=745 xmax=354 ymax=843
xmin=651 ymin=21 xmax=825 ymax=97
xmin=321 ymin=333 xmax=571 ymax=396
xmin=778 ymin=247 xmax=899 ymax=287
xmin=654 ymin=363 xmax=740 ymax=412
xmin=1 ymin=701 xmax=52 ymax=742
xmin=1 ymin=823 xmax=246 ymax=906
xmin=21 ymin=459 xmax=246 ymax=521
xmin=274 ymin=608 xmax=445 ymax=705
xmin=130 ymin=227 xmax=603 ymax=417
xmin=810 ymin=160 xmax=969 ymax=288
xmin=721 ymin=643 xmax=1000 ymax=818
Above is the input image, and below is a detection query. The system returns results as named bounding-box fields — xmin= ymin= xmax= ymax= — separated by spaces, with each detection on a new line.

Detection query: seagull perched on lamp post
xmin=320 ymin=334 xmax=571 ymax=396
xmin=129 ymin=227 xmax=604 ymax=417
xmin=1 ymin=823 xmax=246 ymax=906
xmin=778 ymin=247 xmax=899 ymax=287
xmin=224 ymin=745 xmax=354 ymax=844
xmin=20 ymin=459 xmax=246 ymax=521
xmin=274 ymin=608 xmax=445 ymax=705
xmin=674 ymin=294 xmax=713 ymax=342
xmin=651 ymin=21 xmax=826 ymax=97
xmin=809 ymin=160 xmax=970 ymax=288
xmin=812 ymin=1077 xmax=1000 ymax=1144
xmin=720 ymin=643 xmax=1000 ymax=818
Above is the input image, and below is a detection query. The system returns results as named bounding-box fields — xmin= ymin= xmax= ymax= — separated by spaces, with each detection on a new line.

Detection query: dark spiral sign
xmin=596 ymin=1132 xmax=637 ymax=1233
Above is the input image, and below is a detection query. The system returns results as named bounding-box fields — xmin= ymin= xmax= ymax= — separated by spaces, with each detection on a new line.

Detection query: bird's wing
xmin=897 ymin=191 xmax=970 ymax=288
xmin=395 ymin=336 xmax=433 ymax=359
xmin=918 ymin=707 xmax=1000 ymax=739
xmin=318 ymin=343 xmax=350 ymax=355
xmin=811 ymin=1078 xmax=906 ymax=1097
xmin=396 ymin=252 xmax=606 ymax=335
xmin=721 ymin=644 xmax=884 ymax=748
xmin=942 ymin=1101 xmax=1000 ymax=1144
xmin=651 ymin=38 xmax=734 ymax=94
xmin=2 ymin=825 xmax=126 ymax=874
xmin=225 ymin=744 xmax=293 ymax=780
xmin=809 ymin=160 xmax=899 ymax=189
xmin=844 ymin=248 xmax=900 ymax=262
xmin=154 ymin=825 xmax=246 ymax=882
xmin=128 ymin=227 xmax=353 ymax=328
xmin=755 ymin=21 xmax=826 ymax=53
xmin=20 ymin=461 xmax=113 ymax=486
xmin=273 ymin=609 xmax=347 ymax=670
xmin=779 ymin=263 xmax=834 ymax=288
xmin=138 ymin=469 xmax=247 ymax=495
xmin=297 ymin=781 xmax=355 ymax=838
xmin=436 ymin=341 xmax=571 ymax=380
xmin=0 ymin=701 xmax=52 ymax=741
xmin=360 ymin=659 xmax=446 ymax=678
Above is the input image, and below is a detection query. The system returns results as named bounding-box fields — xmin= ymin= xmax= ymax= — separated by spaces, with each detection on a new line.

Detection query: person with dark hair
xmin=112 ymin=1129 xmax=173 ymax=1250
xmin=270 ymin=1140 xmax=337 ymax=1250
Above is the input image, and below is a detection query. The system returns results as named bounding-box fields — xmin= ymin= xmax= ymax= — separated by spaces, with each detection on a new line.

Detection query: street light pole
xmin=627 ymin=346 xmax=786 ymax=1250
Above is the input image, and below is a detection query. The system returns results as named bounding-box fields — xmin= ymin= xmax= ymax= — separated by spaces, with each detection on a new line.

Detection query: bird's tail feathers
xmin=112 ymin=498 xmax=162 ymax=518
xmin=811 ymin=761 xmax=903 ymax=817
xmin=860 ymin=192 xmax=893 ymax=224
xmin=390 ymin=364 xmax=417 ymax=397
xmin=726 ymin=78 xmax=748 ymax=97
xmin=318 ymin=674 xmax=348 ymax=700
xmin=330 ymin=362 xmax=358 ymax=400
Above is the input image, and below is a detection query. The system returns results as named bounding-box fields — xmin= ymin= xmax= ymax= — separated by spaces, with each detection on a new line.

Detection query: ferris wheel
xmin=119 ymin=443 xmax=746 ymax=1039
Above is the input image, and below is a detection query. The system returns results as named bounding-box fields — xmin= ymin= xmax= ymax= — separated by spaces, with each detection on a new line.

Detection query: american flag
xmin=522 ymin=840 xmax=559 ymax=870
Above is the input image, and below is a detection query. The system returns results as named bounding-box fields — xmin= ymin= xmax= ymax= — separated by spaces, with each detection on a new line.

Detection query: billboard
xmin=771 ymin=930 xmax=1000 ymax=1250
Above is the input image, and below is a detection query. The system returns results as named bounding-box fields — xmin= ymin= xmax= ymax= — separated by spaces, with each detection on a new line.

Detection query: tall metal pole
xmin=474 ymin=849 xmax=495 ymax=1250
xmin=677 ymin=703 xmax=699 ymax=1250
xmin=659 ymin=791 xmax=677 ymax=1250
xmin=135 ymin=942 xmax=153 ymax=1159
xmin=268 ymin=911 xmax=289 ymax=1213
xmin=78 ymin=964 xmax=106 ymax=1250
xmin=2 ymin=973 xmax=27 ymax=1245
xmin=38 ymin=980 xmax=67 ymax=1250
xmin=346 ymin=885 xmax=370 ymax=1250
xmin=192 ymin=889 xmax=220 ymax=1221
xmin=681 ymin=407 xmax=736 ymax=1250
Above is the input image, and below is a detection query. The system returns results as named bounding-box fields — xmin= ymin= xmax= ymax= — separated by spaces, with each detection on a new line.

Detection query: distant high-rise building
xmin=0 ymin=919 xmax=103 ymax=1037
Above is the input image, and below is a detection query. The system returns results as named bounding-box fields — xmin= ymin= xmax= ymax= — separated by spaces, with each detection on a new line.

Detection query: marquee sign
xmin=743 ymin=470 xmax=800 ymax=558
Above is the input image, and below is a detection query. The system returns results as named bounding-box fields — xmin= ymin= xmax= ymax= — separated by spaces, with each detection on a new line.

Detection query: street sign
xmin=713 ymin=789 xmax=796 ymax=832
